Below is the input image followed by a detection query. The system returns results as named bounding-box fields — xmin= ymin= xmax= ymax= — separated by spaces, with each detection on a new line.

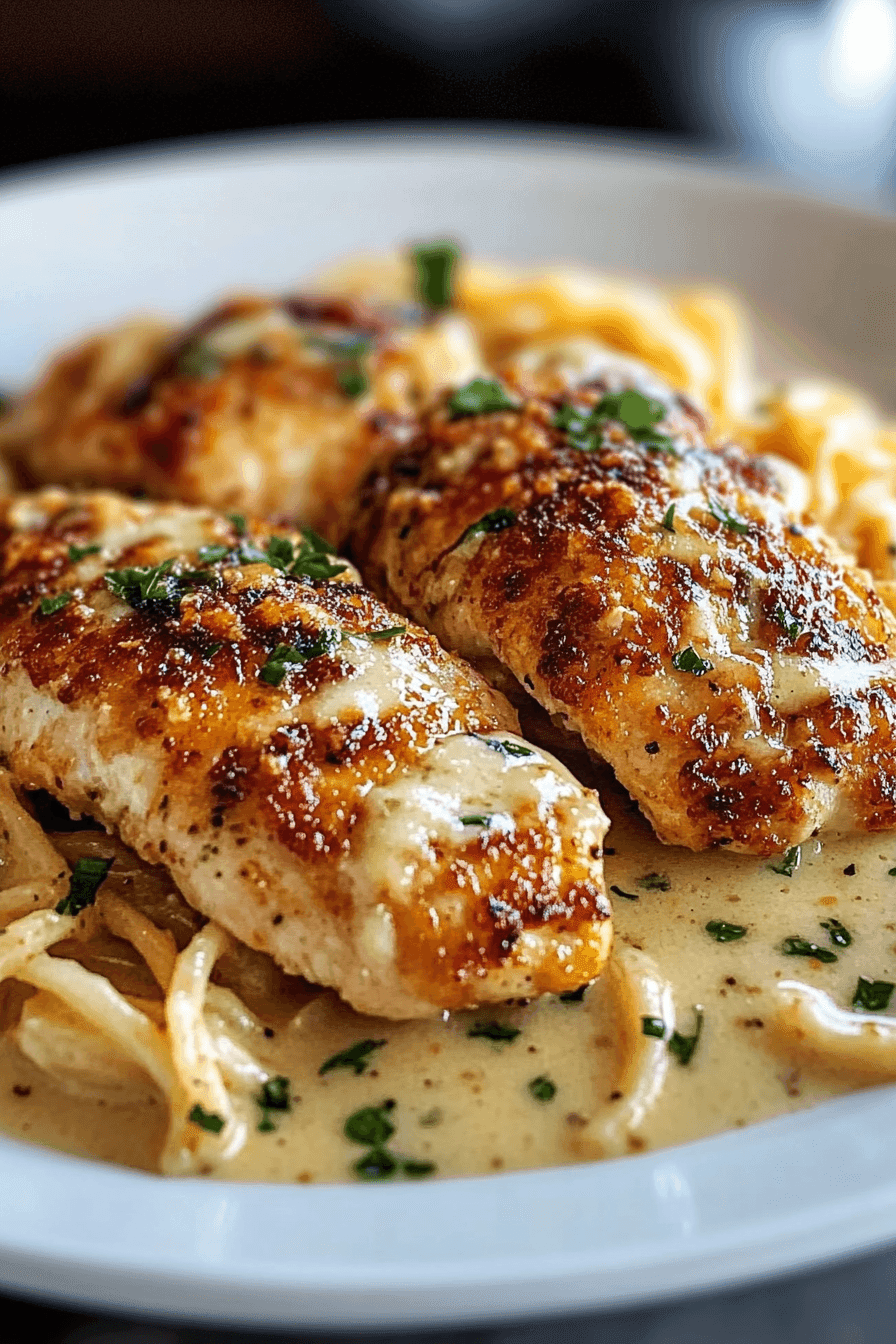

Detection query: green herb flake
xmin=661 ymin=503 xmax=676 ymax=532
xmin=642 ymin=1016 xmax=666 ymax=1039
xmin=773 ymin=605 xmax=802 ymax=641
xmin=68 ymin=543 xmax=101 ymax=562
xmin=460 ymin=814 xmax=491 ymax=827
xmin=610 ymin=884 xmax=639 ymax=901
xmin=821 ymin=918 xmax=852 ymax=948
xmin=176 ymin=341 xmax=222 ymax=381
xmin=888 ymin=867 xmax=896 ymax=877
xmin=204 ymin=642 xmax=223 ymax=660
xmin=336 ymin=366 xmax=369 ymax=399
xmin=708 ymin=498 xmax=751 ymax=535
xmin=528 ymin=1075 xmax=557 ymax=1102
xmin=638 ymin=872 xmax=671 ymax=891
xmin=768 ymin=846 xmax=801 ymax=878
xmin=672 ymin=646 xmax=713 ymax=676
xmin=319 ymin=1038 xmax=386 ymax=1077
xmin=559 ymin=983 xmax=589 ymax=1003
xmin=668 ymin=1008 xmax=704 ymax=1066
xmin=188 ymin=1103 xmax=225 ymax=1134
xmin=197 ymin=544 xmax=230 ymax=564
xmin=467 ymin=1021 xmax=521 ymax=1044
xmin=363 ymin=625 xmax=406 ymax=642
xmin=482 ymin=737 xmax=534 ymax=758
xmin=448 ymin=378 xmax=517 ymax=419
xmin=401 ymin=1157 xmax=436 ymax=1179
xmin=852 ymin=977 xmax=895 ymax=1012
xmin=260 ymin=633 xmax=338 ymax=686
xmin=781 ymin=936 xmax=838 ymax=964
xmin=258 ymin=1075 xmax=291 ymax=1110
xmin=344 ymin=1103 xmax=396 ymax=1148
xmin=354 ymin=1148 xmax=399 ymax=1181
xmin=412 ymin=240 xmax=460 ymax=310
xmin=227 ymin=513 xmax=247 ymax=536
xmin=55 ymin=856 xmax=114 ymax=916
xmin=705 ymin=919 xmax=747 ymax=942
xmin=38 ymin=592 xmax=73 ymax=617
xmin=105 ymin=558 xmax=177 ymax=608
xmin=458 ymin=506 xmax=517 ymax=544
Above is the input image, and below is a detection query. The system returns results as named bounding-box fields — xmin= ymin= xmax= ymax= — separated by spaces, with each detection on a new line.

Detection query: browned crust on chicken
xmin=342 ymin=351 xmax=896 ymax=855
xmin=0 ymin=489 xmax=611 ymax=1015
xmin=0 ymin=295 xmax=481 ymax=533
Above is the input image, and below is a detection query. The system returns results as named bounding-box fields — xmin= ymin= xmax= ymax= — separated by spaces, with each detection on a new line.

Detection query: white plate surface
xmin=1 ymin=126 xmax=896 ymax=1328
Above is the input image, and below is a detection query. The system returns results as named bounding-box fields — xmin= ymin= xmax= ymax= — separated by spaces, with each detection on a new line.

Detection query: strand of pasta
xmin=161 ymin=922 xmax=250 ymax=1174
xmin=577 ymin=944 xmax=675 ymax=1161
xmin=770 ymin=980 xmax=896 ymax=1079
xmin=0 ymin=908 xmax=75 ymax=975
xmin=15 ymin=952 xmax=175 ymax=1097
xmin=96 ymin=891 xmax=178 ymax=990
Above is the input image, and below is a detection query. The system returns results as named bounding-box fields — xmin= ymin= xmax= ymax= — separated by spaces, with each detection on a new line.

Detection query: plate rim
xmin=2 ymin=126 xmax=896 ymax=1328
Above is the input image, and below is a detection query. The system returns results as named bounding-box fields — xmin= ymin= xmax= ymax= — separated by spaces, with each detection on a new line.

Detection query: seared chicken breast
xmin=0 ymin=489 xmax=611 ymax=1016
xmin=342 ymin=340 xmax=896 ymax=855
xmin=0 ymin=295 xmax=482 ymax=532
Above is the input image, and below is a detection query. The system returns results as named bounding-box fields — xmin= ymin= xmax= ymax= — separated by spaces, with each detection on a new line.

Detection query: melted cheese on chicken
xmin=0 ymin=489 xmax=611 ymax=1017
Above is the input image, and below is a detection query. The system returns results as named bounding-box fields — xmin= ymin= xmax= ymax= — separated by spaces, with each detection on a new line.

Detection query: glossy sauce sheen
xmin=0 ymin=776 xmax=890 ymax=1182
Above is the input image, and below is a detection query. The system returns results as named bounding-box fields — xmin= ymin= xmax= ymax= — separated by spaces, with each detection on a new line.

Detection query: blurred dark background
xmin=3 ymin=0 xmax=896 ymax=199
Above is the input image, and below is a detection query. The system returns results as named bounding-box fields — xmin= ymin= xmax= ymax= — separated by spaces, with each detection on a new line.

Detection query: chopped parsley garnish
xmin=668 ymin=1008 xmax=704 ymax=1066
xmin=319 ymin=1039 xmax=386 ymax=1077
xmin=227 ymin=513 xmax=247 ymax=536
xmin=68 ymin=543 xmax=101 ymax=561
xmin=363 ymin=625 xmax=406 ymax=642
xmin=467 ymin=1021 xmax=521 ymax=1044
xmin=260 ymin=633 xmax=339 ymax=686
xmin=458 ymin=507 xmax=517 ymax=544
xmin=354 ymin=1149 xmax=399 ymax=1180
xmin=256 ymin=1075 xmax=292 ymax=1132
xmin=105 ymin=558 xmax=183 ymax=611
xmin=781 ymin=936 xmax=838 ymax=964
xmin=528 ymin=1075 xmax=557 ymax=1102
xmin=705 ymin=920 xmax=747 ymax=942
xmin=773 ymin=605 xmax=802 ymax=641
xmin=559 ymin=983 xmax=589 ymax=1003
xmin=344 ymin=1099 xmax=436 ymax=1181
xmin=852 ymin=977 xmax=895 ymax=1012
xmin=889 ymin=867 xmax=896 ymax=878
xmin=672 ymin=646 xmax=713 ymax=676
xmin=401 ymin=1157 xmax=437 ymax=1178
xmin=554 ymin=388 xmax=675 ymax=454
xmin=204 ymin=642 xmax=223 ymax=660
xmin=267 ymin=531 xmax=347 ymax=582
xmin=336 ymin=366 xmax=369 ymax=399
xmin=610 ymin=884 xmax=639 ymax=901
xmin=55 ymin=856 xmax=114 ymax=916
xmin=412 ymin=240 xmax=460 ymax=310
xmin=175 ymin=340 xmax=222 ymax=381
xmin=768 ymin=846 xmax=801 ymax=877
xmin=344 ymin=1102 xmax=396 ymax=1147
xmin=197 ymin=544 xmax=230 ymax=564
xmin=708 ymin=498 xmax=750 ymax=535
xmin=448 ymin=378 xmax=517 ymax=419
xmin=188 ymin=1103 xmax=225 ymax=1134
xmin=482 ymin=737 xmax=534 ymax=758
xmin=38 ymin=592 xmax=73 ymax=617
xmin=460 ymin=814 xmax=491 ymax=827
xmin=821 ymin=918 xmax=852 ymax=948
xmin=661 ymin=503 xmax=676 ymax=532
xmin=642 ymin=1009 xmax=704 ymax=1063
xmin=638 ymin=872 xmax=671 ymax=891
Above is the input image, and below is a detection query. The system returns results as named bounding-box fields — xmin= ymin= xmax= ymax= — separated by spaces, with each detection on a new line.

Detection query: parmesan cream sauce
xmin=0 ymin=775 xmax=894 ymax=1182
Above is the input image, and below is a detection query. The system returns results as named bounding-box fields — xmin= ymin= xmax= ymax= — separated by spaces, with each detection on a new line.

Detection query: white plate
xmin=1 ymin=127 xmax=896 ymax=1329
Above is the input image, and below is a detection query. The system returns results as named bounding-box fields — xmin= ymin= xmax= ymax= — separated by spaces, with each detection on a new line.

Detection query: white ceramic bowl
xmin=1 ymin=127 xmax=896 ymax=1329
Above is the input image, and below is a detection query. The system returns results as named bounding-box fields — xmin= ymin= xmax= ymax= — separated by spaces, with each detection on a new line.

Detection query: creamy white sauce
xmin=1 ymin=775 xmax=892 ymax=1183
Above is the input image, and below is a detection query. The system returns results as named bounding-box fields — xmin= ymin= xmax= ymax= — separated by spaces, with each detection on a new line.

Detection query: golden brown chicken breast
xmin=0 ymin=489 xmax=611 ymax=1017
xmin=0 ymin=294 xmax=483 ymax=532
xmin=342 ymin=339 xmax=896 ymax=856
